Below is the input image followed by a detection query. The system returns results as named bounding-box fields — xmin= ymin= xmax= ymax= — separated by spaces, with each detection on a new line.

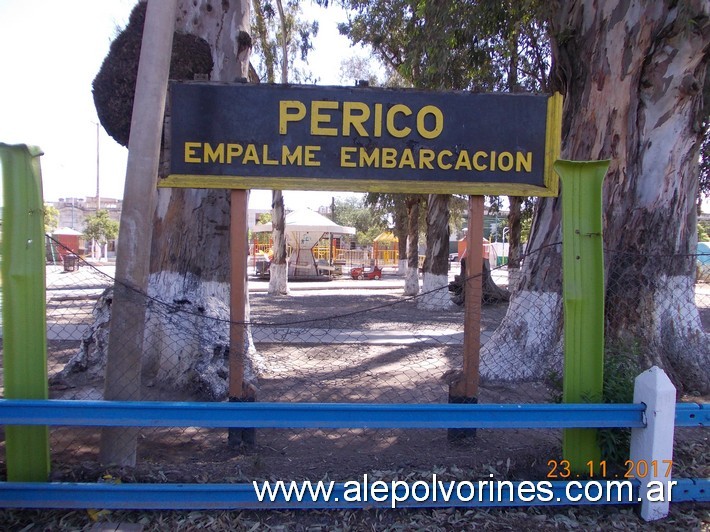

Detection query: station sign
xmin=161 ymin=82 xmax=561 ymax=197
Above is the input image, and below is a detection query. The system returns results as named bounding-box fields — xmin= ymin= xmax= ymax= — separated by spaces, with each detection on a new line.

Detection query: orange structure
xmin=458 ymin=237 xmax=491 ymax=262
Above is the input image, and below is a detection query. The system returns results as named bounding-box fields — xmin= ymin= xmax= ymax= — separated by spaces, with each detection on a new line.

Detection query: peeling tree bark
xmin=404 ymin=196 xmax=421 ymax=296
xmin=483 ymin=1 xmax=710 ymax=393
xmin=394 ymin=200 xmax=408 ymax=276
xmin=267 ymin=0 xmax=290 ymax=295
xmin=268 ymin=189 xmax=289 ymax=294
xmin=418 ymin=194 xmax=452 ymax=309
xmin=143 ymin=0 xmax=261 ymax=401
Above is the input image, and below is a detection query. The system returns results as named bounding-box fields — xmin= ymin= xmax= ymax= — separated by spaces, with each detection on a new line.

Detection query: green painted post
xmin=556 ymin=159 xmax=609 ymax=474
xmin=0 ymin=143 xmax=50 ymax=481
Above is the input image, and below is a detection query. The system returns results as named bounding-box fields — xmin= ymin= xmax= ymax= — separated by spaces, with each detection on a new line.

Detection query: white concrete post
xmin=629 ymin=366 xmax=677 ymax=521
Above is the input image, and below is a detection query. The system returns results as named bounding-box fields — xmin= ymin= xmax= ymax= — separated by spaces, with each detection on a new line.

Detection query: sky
xmin=0 ymin=0 xmax=368 ymax=212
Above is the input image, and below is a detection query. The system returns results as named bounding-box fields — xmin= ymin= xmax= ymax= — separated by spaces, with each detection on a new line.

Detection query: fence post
xmin=629 ymin=366 xmax=676 ymax=521
xmin=0 ymin=143 xmax=50 ymax=481
xmin=99 ymin=0 xmax=178 ymax=467
xmin=556 ymin=159 xmax=609 ymax=473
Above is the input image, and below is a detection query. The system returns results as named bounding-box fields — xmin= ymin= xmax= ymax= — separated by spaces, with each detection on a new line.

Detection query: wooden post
xmin=99 ymin=0 xmax=178 ymax=467
xmin=228 ymin=189 xmax=255 ymax=446
xmin=449 ymin=195 xmax=484 ymax=442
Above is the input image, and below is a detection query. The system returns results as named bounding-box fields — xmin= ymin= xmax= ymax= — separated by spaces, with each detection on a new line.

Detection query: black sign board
xmin=162 ymin=82 xmax=561 ymax=196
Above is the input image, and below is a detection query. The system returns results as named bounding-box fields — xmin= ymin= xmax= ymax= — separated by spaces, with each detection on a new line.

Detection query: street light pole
xmin=95 ymin=121 xmax=100 ymax=212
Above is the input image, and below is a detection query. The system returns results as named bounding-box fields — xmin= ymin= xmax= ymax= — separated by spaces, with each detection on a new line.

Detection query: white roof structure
xmin=252 ymin=209 xmax=355 ymax=278
xmin=52 ymin=227 xmax=83 ymax=236
xmin=252 ymin=209 xmax=356 ymax=235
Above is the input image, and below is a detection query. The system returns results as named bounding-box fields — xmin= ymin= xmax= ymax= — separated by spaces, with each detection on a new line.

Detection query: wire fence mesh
xmin=1 ymin=236 xmax=708 ymax=483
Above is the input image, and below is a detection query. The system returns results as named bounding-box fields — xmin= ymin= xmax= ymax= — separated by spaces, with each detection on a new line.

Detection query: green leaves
xmin=83 ymin=209 xmax=119 ymax=245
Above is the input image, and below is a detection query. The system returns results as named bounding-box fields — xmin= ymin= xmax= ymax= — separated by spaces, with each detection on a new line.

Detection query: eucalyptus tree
xmin=252 ymin=0 xmax=318 ymax=294
xmin=337 ymin=0 xmax=710 ymax=392
xmin=92 ymin=1 xmax=261 ymax=411
xmin=483 ymin=1 xmax=710 ymax=393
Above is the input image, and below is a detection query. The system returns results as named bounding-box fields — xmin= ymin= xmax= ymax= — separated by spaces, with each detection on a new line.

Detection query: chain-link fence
xmin=1 ymin=236 xmax=708 ymax=483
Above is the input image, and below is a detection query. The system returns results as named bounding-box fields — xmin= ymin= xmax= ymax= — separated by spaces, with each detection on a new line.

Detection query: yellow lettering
xmin=262 ymin=145 xmax=278 ymax=165
xmin=399 ymin=148 xmax=416 ymax=169
xmin=360 ymin=148 xmax=380 ymax=167
xmin=343 ymin=102 xmax=370 ymax=137
xmin=184 ymin=142 xmax=201 ymax=163
xmin=454 ymin=150 xmax=472 ymax=170
xmin=340 ymin=147 xmax=357 ymax=168
xmin=498 ymin=151 xmax=513 ymax=171
xmin=226 ymin=144 xmax=243 ymax=163
xmin=204 ymin=143 xmax=224 ymax=163
xmin=279 ymin=101 xmax=306 ymax=134
xmin=311 ymin=101 xmax=339 ymax=136
xmin=304 ymin=145 xmax=321 ymax=166
xmin=417 ymin=105 xmax=444 ymax=139
xmin=516 ymin=152 xmax=532 ymax=172
xmin=386 ymin=104 xmax=412 ymax=138
xmin=373 ymin=104 xmax=382 ymax=137
xmin=490 ymin=151 xmax=497 ymax=171
xmin=419 ymin=149 xmax=435 ymax=170
xmin=382 ymin=148 xmax=397 ymax=168
xmin=473 ymin=151 xmax=488 ymax=171
xmin=243 ymin=144 xmax=259 ymax=164
xmin=282 ymin=145 xmax=303 ymax=165
xmin=437 ymin=149 xmax=453 ymax=170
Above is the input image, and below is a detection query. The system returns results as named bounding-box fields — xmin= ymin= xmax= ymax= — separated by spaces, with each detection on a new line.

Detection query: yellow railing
xmin=253 ymin=242 xmax=271 ymax=256
xmin=252 ymin=242 xmax=399 ymax=269
xmin=374 ymin=249 xmax=399 ymax=266
xmin=312 ymin=244 xmax=331 ymax=261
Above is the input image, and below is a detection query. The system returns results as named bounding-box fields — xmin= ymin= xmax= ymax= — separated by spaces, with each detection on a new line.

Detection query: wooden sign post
xmin=228 ymin=189 xmax=255 ymax=446
xmin=448 ymin=195 xmax=484 ymax=441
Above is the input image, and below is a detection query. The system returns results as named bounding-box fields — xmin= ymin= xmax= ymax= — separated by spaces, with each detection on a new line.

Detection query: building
xmin=49 ymin=196 xmax=122 ymax=259
xmin=52 ymin=196 xmax=122 ymax=232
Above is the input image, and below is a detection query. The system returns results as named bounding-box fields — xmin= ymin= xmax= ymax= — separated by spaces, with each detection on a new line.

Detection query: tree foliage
xmin=43 ymin=204 xmax=59 ymax=234
xmin=83 ymin=210 xmax=119 ymax=245
xmin=338 ymin=0 xmax=549 ymax=92
xmin=251 ymin=0 xmax=319 ymax=83
xmin=332 ymin=196 xmax=388 ymax=246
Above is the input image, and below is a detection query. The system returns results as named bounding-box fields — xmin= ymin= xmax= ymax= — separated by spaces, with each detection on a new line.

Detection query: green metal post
xmin=556 ymin=159 xmax=609 ymax=474
xmin=0 ymin=144 xmax=50 ymax=481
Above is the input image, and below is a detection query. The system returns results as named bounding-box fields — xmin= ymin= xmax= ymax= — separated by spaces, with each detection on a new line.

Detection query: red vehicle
xmin=350 ymin=265 xmax=383 ymax=280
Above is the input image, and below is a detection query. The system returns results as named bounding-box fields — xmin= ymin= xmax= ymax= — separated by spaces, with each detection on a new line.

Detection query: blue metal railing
xmin=0 ymin=399 xmax=706 ymax=510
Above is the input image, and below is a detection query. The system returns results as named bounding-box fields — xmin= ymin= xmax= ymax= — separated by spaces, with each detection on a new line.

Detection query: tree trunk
xmin=506 ymin=195 xmax=523 ymax=290
xmin=506 ymin=26 xmax=524 ymax=292
xmin=275 ymin=0 xmax=288 ymax=84
xmin=418 ymin=194 xmax=452 ymax=309
xmin=483 ymin=2 xmax=710 ymax=394
xmin=251 ymin=0 xmax=275 ymax=83
xmin=404 ymin=196 xmax=421 ymax=295
xmin=394 ymin=198 xmax=408 ymax=275
xmin=267 ymin=0 xmax=289 ymax=295
xmin=268 ymin=190 xmax=289 ymax=294
xmin=143 ymin=0 xmax=261 ymax=401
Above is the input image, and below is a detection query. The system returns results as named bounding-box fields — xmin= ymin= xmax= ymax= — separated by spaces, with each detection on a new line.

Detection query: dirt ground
xmin=0 ymin=275 xmax=707 ymax=477
xmin=38 ymin=286 xmax=565 ymax=484
xmin=0 ymin=281 xmax=700 ymax=487
xmin=0 ymin=278 xmax=708 ymax=530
